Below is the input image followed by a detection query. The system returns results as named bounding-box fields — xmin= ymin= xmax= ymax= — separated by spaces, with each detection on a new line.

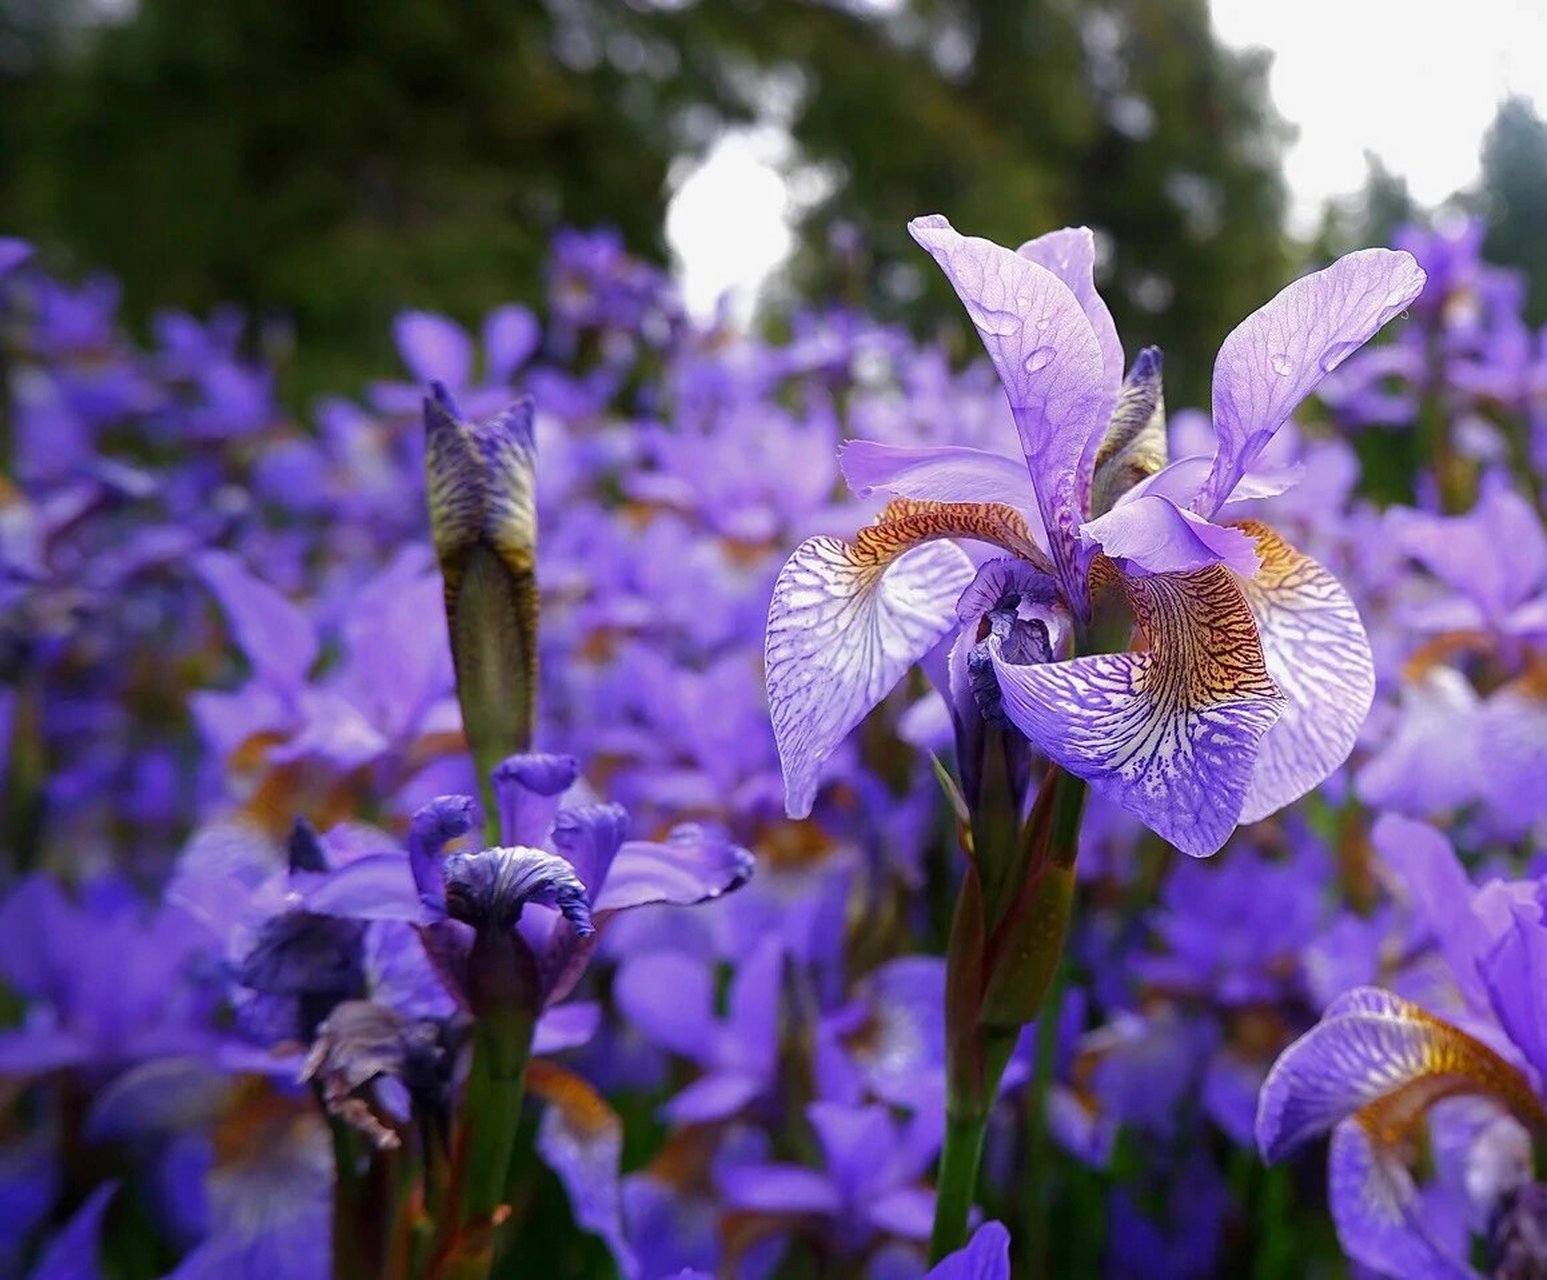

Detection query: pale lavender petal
xmin=992 ymin=566 xmax=1284 ymax=856
xmin=196 ymin=551 xmax=318 ymax=689
xmin=865 ymin=1186 xmax=935 ymax=1242
xmin=1017 ymin=226 xmax=1124 ymax=393
xmin=909 ymin=215 xmax=1111 ymax=608
xmin=1124 ymin=453 xmax=1303 ymax=510
xmin=593 ymin=825 xmax=753 ymax=914
xmin=765 ymin=529 xmax=975 ymax=817
xmin=1327 ymin=1120 xmax=1480 ymax=1280
xmin=1079 ymin=494 xmax=1261 ymax=578
xmin=482 ymin=304 xmax=540 ymax=382
xmin=395 ymin=311 xmax=473 ymax=388
xmin=1198 ymin=248 xmax=1425 ymax=515
xmin=532 ymin=1002 xmax=602 ymax=1056
xmin=1255 ymin=988 xmax=1541 ymax=1163
xmin=1234 ymin=523 xmax=1375 ymax=823
xmin=926 ymin=1220 xmax=1011 ymax=1280
xmin=1371 ymin=814 xmax=1489 ymax=1010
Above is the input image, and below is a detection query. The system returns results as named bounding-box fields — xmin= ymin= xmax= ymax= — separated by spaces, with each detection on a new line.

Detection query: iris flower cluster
xmin=1 ymin=212 xmax=1545 ymax=1280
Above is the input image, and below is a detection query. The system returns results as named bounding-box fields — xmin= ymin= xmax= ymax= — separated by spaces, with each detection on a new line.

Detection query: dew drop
xmin=1023 ymin=345 xmax=1056 ymax=373
xmin=1269 ymin=353 xmax=1294 ymax=376
xmin=964 ymin=300 xmax=1021 ymax=338
xmin=1317 ymin=339 xmax=1361 ymax=374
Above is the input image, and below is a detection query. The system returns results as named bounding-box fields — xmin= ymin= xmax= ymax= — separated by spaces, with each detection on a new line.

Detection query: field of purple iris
xmin=2 ymin=218 xmax=1545 ymax=1280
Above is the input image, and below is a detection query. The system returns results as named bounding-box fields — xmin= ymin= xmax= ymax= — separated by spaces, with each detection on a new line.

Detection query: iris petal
xmin=1233 ymin=521 xmax=1376 ymax=824
xmin=991 ymin=564 xmax=1284 ymax=856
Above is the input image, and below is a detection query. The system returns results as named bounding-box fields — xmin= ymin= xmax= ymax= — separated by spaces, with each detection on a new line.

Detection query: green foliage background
xmin=0 ymin=0 xmax=1544 ymax=402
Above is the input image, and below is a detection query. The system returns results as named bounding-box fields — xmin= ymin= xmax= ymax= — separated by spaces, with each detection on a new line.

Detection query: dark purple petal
xmin=492 ymin=753 xmax=579 ymax=847
xmin=443 ymin=846 xmax=592 ymax=935
xmin=550 ymin=803 xmax=629 ymax=896
xmin=407 ymin=796 xmax=477 ymax=905
xmin=1481 ymin=901 xmax=1547 ymax=1082
xmin=28 ymin=1180 xmax=117 ymax=1280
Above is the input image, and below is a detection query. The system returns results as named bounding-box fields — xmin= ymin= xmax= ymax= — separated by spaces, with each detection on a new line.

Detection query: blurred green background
xmin=1 ymin=0 xmax=1545 ymax=405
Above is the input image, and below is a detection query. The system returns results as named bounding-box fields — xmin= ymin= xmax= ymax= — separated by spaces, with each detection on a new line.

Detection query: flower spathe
xmin=765 ymin=215 xmax=1422 ymax=854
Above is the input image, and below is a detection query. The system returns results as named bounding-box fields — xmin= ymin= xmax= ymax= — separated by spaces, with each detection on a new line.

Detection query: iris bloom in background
xmin=766 ymin=215 xmax=1424 ymax=854
xmin=1258 ymin=815 xmax=1547 ymax=1278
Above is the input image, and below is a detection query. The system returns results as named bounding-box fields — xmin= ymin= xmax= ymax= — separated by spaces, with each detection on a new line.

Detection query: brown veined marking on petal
xmin=1097 ymin=562 xmax=1283 ymax=785
xmin=1356 ymin=1003 xmax=1547 ymax=1148
xmin=526 ymin=1059 xmax=618 ymax=1140
xmin=849 ymin=498 xmax=1048 ymax=570
xmin=643 ymin=1125 xmax=723 ymax=1193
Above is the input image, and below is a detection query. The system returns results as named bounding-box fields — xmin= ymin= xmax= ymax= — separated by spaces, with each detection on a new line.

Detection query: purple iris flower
xmin=718 ymin=1100 xmax=942 ymax=1259
xmin=299 ymin=754 xmax=752 ymax=1019
xmin=766 ymin=216 xmax=1422 ymax=854
xmin=614 ymin=935 xmax=783 ymax=1124
xmin=370 ymin=305 xmax=541 ymax=420
xmin=1257 ymin=815 xmax=1547 ymax=1278
xmin=0 ymin=875 xmax=217 ymax=1076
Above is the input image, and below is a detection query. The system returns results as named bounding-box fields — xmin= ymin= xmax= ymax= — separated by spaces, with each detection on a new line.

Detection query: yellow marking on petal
xmin=1352 ymin=995 xmax=1547 ymax=1147
xmin=850 ymin=498 xmax=1045 ymax=568
xmin=526 ymin=1060 xmax=617 ymax=1140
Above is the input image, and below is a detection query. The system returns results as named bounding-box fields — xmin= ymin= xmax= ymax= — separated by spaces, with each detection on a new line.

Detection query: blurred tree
xmin=1478 ymin=94 xmax=1547 ymax=325
xmin=0 ymin=0 xmax=1291 ymax=404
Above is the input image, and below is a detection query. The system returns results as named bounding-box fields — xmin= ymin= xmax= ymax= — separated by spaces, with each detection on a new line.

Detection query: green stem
xmin=1022 ymin=969 xmax=1066 ymax=1280
xmin=431 ymin=1004 xmax=535 ymax=1279
xmin=930 ymin=1108 xmax=990 ymax=1263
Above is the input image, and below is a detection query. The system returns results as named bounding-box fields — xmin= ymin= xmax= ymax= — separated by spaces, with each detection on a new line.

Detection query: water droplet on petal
xmin=1023 ymin=346 xmax=1056 ymax=373
xmin=1269 ymin=353 xmax=1294 ymax=376
xmin=964 ymin=300 xmax=1021 ymax=338
xmin=1317 ymin=339 xmax=1362 ymax=374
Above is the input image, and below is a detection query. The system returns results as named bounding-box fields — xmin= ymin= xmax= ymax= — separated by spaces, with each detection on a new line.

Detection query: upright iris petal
xmin=1197 ymin=248 xmax=1427 ymax=516
xmin=908 ymin=215 xmax=1113 ymax=614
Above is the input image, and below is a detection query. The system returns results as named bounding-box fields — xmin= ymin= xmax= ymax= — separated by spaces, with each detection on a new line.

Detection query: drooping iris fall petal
xmin=990 ymin=563 xmax=1285 ymax=856
xmin=1233 ymin=521 xmax=1376 ymax=824
xmin=765 ymin=499 xmax=1050 ymax=816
